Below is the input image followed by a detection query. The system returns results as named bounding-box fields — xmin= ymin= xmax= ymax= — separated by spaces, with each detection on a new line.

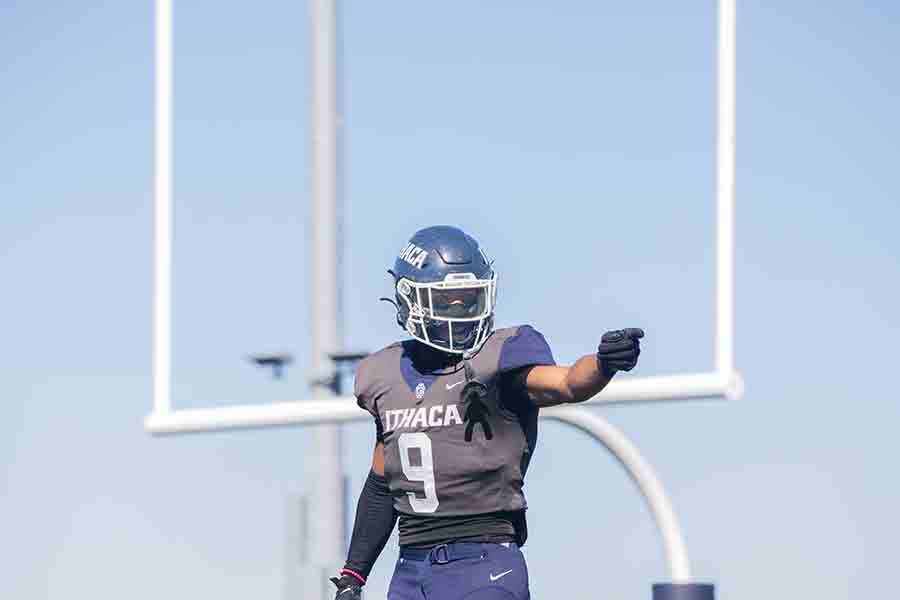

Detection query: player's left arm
xmin=523 ymin=328 xmax=644 ymax=407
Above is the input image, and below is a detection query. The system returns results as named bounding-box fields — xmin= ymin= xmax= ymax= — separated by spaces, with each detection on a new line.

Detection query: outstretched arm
xmin=331 ymin=442 xmax=395 ymax=597
xmin=522 ymin=328 xmax=644 ymax=407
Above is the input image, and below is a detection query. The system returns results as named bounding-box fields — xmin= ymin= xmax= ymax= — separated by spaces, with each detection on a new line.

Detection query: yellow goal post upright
xmin=146 ymin=2 xmax=741 ymax=599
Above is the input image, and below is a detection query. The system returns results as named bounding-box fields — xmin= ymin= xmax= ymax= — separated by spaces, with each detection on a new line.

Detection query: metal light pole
xmin=295 ymin=1 xmax=344 ymax=599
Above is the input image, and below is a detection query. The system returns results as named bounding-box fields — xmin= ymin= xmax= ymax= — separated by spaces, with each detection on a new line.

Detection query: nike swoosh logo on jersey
xmin=489 ymin=570 xmax=513 ymax=582
xmin=445 ymin=380 xmax=465 ymax=390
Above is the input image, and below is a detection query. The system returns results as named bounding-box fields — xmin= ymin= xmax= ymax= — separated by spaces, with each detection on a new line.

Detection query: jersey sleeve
xmin=498 ymin=325 xmax=556 ymax=373
xmin=354 ymin=357 xmax=385 ymax=440
xmin=498 ymin=325 xmax=555 ymax=412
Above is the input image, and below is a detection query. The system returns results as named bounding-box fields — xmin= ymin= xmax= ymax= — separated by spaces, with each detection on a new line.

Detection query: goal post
xmin=146 ymin=1 xmax=739 ymax=597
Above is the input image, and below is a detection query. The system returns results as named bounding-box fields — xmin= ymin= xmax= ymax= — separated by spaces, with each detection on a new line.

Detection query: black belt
xmin=400 ymin=542 xmax=511 ymax=564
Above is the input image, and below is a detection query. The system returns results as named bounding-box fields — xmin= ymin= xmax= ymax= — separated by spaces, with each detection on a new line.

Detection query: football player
xmin=331 ymin=225 xmax=643 ymax=600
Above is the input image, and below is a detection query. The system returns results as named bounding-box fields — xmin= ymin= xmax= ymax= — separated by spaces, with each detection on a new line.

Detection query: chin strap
xmin=463 ymin=355 xmax=477 ymax=384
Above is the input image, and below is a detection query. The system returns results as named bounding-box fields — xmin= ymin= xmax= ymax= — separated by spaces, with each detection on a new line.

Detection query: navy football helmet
xmin=389 ymin=226 xmax=497 ymax=355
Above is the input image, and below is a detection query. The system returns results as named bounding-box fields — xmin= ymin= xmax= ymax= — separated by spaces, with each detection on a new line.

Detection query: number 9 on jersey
xmin=398 ymin=432 xmax=440 ymax=513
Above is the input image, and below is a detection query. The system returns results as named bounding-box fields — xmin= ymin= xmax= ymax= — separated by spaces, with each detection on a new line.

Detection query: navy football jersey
xmin=354 ymin=326 xmax=555 ymax=544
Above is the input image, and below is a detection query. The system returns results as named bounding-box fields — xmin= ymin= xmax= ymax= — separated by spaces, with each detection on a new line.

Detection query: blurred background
xmin=2 ymin=1 xmax=899 ymax=598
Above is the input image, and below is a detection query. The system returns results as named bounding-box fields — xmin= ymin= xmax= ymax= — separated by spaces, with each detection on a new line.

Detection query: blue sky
xmin=2 ymin=1 xmax=899 ymax=599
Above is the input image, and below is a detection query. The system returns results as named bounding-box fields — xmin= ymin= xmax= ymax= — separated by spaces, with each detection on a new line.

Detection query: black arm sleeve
xmin=342 ymin=470 xmax=397 ymax=581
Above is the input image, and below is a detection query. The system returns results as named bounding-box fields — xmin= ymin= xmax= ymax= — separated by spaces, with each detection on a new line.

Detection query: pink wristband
xmin=341 ymin=568 xmax=366 ymax=585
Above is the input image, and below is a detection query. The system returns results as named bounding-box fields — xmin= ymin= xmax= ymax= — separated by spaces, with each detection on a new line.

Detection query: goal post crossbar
xmin=145 ymin=370 xmax=742 ymax=434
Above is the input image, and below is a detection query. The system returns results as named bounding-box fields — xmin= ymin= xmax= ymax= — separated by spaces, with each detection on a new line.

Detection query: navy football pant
xmin=387 ymin=543 xmax=530 ymax=600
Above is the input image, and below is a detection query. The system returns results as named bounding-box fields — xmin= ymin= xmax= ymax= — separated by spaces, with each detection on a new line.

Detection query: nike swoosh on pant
xmin=489 ymin=570 xmax=513 ymax=582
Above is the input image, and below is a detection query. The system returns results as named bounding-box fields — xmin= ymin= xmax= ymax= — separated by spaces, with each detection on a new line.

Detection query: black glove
xmin=460 ymin=359 xmax=493 ymax=441
xmin=330 ymin=575 xmax=363 ymax=600
xmin=596 ymin=328 xmax=644 ymax=378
